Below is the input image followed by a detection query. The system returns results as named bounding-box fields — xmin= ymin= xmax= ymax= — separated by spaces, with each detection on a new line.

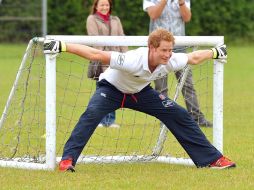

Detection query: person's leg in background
xmin=154 ymin=75 xmax=168 ymax=97
xmin=154 ymin=67 xmax=212 ymax=127
xmin=99 ymin=111 xmax=119 ymax=128
xmin=175 ymin=69 xmax=212 ymax=127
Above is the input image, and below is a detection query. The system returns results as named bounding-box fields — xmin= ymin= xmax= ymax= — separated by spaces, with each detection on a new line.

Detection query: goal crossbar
xmin=46 ymin=35 xmax=224 ymax=46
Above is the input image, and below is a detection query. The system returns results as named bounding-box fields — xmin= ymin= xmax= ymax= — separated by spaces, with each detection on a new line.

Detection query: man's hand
xmin=211 ymin=44 xmax=227 ymax=59
xmin=43 ymin=40 xmax=66 ymax=54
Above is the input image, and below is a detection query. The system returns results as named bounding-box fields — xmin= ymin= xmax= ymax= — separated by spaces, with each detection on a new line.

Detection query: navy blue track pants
xmin=62 ymin=80 xmax=222 ymax=167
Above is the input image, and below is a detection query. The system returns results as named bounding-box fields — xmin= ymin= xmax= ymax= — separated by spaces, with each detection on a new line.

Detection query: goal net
xmin=0 ymin=35 xmax=224 ymax=170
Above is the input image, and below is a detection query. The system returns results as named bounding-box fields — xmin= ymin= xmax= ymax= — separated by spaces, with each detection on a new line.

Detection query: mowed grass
xmin=0 ymin=44 xmax=254 ymax=190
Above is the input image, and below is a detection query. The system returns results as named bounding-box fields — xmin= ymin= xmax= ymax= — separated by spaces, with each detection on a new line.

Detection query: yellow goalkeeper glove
xmin=211 ymin=44 xmax=227 ymax=59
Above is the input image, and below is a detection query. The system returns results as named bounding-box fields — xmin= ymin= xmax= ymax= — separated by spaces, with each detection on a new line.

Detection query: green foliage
xmin=187 ymin=0 xmax=254 ymax=43
xmin=112 ymin=0 xmax=150 ymax=36
xmin=0 ymin=0 xmax=42 ymax=42
xmin=47 ymin=0 xmax=86 ymax=35
xmin=0 ymin=0 xmax=253 ymax=43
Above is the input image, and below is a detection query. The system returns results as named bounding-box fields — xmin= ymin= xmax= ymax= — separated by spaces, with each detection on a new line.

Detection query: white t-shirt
xmin=143 ymin=0 xmax=191 ymax=36
xmin=99 ymin=47 xmax=188 ymax=94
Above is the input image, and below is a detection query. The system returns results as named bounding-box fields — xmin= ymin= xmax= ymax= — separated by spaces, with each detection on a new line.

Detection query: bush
xmin=0 ymin=0 xmax=253 ymax=43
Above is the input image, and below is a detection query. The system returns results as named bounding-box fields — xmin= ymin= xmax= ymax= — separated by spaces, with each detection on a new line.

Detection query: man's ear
xmin=149 ymin=45 xmax=155 ymax=52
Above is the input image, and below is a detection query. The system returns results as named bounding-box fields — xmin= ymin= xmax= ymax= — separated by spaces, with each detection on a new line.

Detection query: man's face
xmin=151 ymin=40 xmax=173 ymax=65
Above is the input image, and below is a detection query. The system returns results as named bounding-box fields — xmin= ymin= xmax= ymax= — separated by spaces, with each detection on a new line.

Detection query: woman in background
xmin=86 ymin=0 xmax=127 ymax=128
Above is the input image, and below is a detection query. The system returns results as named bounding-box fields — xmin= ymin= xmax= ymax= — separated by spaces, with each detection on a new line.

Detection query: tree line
xmin=0 ymin=0 xmax=253 ymax=43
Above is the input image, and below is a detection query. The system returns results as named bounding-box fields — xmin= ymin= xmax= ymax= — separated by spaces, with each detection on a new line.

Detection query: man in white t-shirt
xmin=44 ymin=28 xmax=235 ymax=172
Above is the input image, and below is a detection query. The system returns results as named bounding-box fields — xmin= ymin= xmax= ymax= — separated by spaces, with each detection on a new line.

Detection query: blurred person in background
xmin=86 ymin=0 xmax=128 ymax=128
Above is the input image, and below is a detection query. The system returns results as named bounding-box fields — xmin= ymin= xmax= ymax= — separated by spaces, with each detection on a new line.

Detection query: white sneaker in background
xmin=109 ymin=123 xmax=120 ymax=128
xmin=97 ymin=123 xmax=120 ymax=128
xmin=97 ymin=124 xmax=104 ymax=128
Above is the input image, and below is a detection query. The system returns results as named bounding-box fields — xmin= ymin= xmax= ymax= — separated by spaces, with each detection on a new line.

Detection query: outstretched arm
xmin=187 ymin=45 xmax=227 ymax=65
xmin=187 ymin=50 xmax=213 ymax=65
xmin=44 ymin=40 xmax=111 ymax=65
xmin=66 ymin=43 xmax=111 ymax=64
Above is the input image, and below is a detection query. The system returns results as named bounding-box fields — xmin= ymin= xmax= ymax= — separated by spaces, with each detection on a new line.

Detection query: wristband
xmin=211 ymin=48 xmax=218 ymax=59
xmin=61 ymin=41 xmax=67 ymax=52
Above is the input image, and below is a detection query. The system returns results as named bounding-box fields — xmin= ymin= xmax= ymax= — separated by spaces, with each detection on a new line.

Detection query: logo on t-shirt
xmin=117 ymin=54 xmax=125 ymax=66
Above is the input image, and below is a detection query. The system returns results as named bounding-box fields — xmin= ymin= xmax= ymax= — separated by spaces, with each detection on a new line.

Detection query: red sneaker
xmin=59 ymin=158 xmax=75 ymax=172
xmin=209 ymin=156 xmax=236 ymax=169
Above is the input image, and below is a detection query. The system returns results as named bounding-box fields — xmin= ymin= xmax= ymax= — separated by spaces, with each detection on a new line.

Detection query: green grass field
xmin=0 ymin=44 xmax=253 ymax=190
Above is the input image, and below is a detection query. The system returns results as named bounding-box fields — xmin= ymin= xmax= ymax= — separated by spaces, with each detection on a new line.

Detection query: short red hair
xmin=148 ymin=28 xmax=175 ymax=48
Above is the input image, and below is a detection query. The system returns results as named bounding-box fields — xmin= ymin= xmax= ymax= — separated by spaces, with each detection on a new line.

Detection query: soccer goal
xmin=0 ymin=35 xmax=224 ymax=170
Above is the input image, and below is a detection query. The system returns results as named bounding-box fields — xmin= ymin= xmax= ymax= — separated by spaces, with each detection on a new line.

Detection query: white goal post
xmin=0 ymin=35 xmax=224 ymax=170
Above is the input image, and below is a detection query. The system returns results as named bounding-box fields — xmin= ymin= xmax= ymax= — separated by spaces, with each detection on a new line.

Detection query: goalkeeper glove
xmin=43 ymin=40 xmax=66 ymax=54
xmin=211 ymin=44 xmax=227 ymax=59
